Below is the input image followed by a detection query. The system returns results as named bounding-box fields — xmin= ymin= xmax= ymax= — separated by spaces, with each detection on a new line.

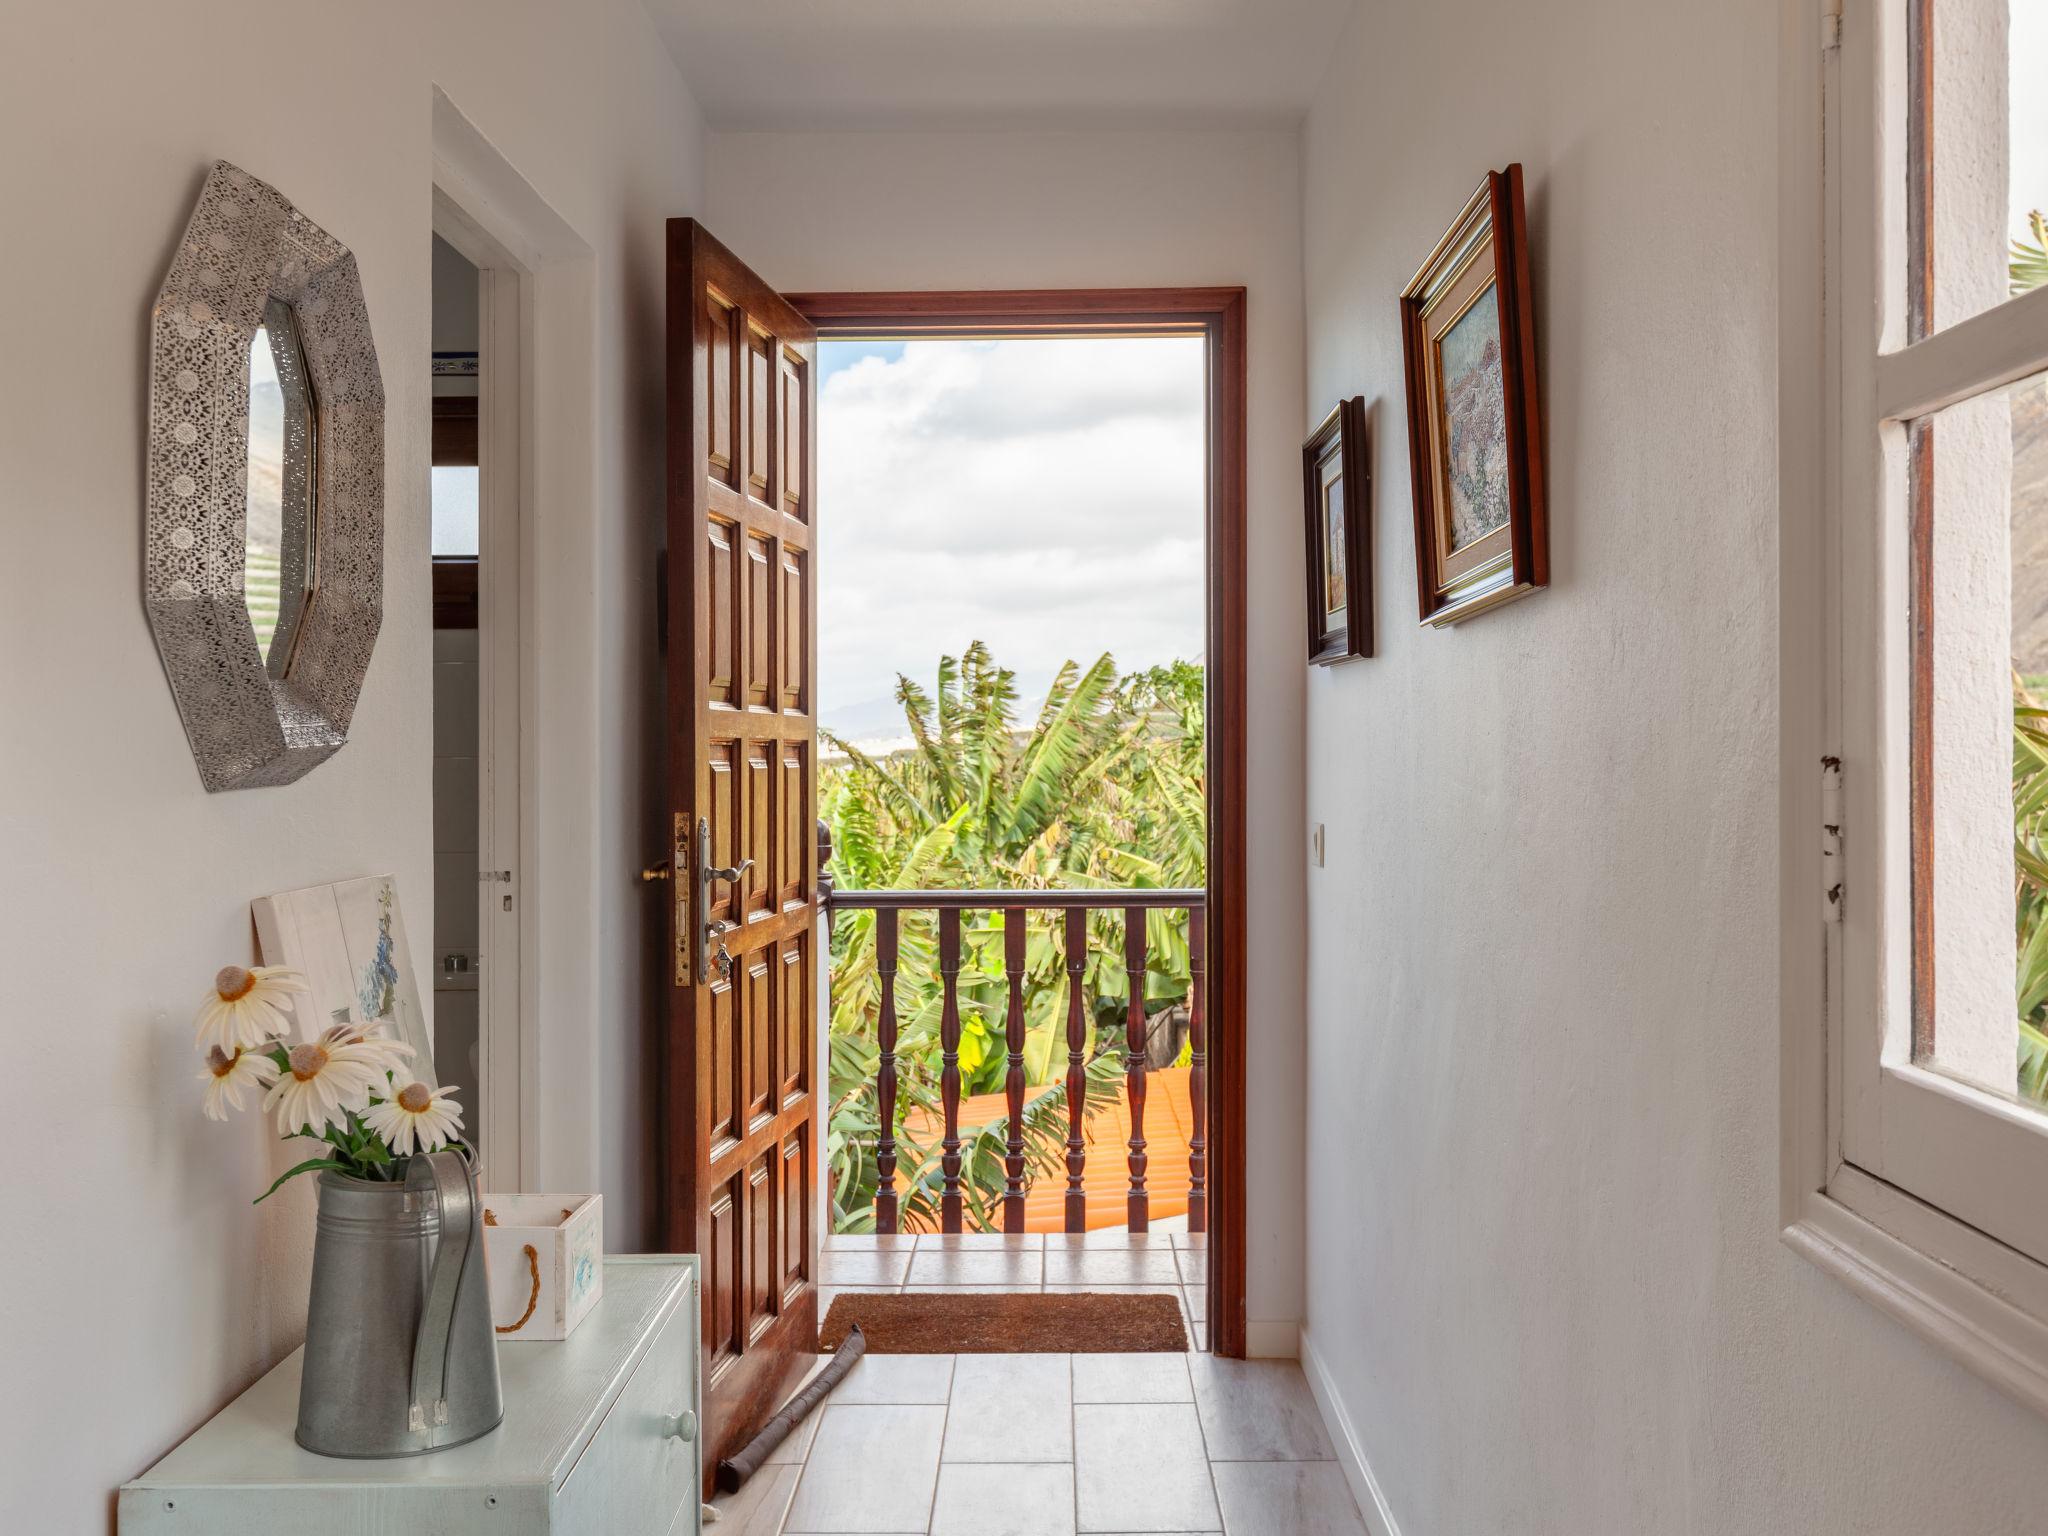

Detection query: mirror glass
xmin=245 ymin=295 xmax=315 ymax=672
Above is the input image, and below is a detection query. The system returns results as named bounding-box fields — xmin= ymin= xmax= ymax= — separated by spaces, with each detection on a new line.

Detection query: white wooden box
xmin=119 ymin=1256 xmax=699 ymax=1536
xmin=484 ymin=1192 xmax=604 ymax=1341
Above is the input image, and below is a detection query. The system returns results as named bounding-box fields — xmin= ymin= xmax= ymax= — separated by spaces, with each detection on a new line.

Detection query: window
xmin=1797 ymin=0 xmax=2048 ymax=1407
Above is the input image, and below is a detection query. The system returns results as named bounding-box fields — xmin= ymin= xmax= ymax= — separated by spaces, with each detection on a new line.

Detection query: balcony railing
xmin=825 ymin=887 xmax=1207 ymax=1238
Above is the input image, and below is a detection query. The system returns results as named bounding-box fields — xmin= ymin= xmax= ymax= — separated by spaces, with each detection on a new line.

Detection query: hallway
xmin=709 ymin=1347 xmax=1367 ymax=1536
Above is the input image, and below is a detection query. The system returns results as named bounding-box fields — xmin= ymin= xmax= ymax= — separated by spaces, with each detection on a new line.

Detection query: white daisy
xmin=197 ymin=1045 xmax=279 ymax=1121
xmin=194 ymin=965 xmax=307 ymax=1054
xmin=313 ymin=1019 xmax=413 ymax=1076
xmin=363 ymin=1078 xmax=465 ymax=1156
xmin=264 ymin=1032 xmax=388 ymax=1137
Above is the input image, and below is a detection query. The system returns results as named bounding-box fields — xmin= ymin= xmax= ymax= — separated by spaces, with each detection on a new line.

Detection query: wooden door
xmin=661 ymin=220 xmax=819 ymax=1476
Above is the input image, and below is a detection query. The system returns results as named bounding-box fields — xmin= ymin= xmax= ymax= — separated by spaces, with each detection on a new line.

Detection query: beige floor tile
xmin=1070 ymin=1351 xmax=1193 ymax=1404
xmin=1172 ymin=1248 xmax=1208 ymax=1286
xmin=818 ymin=1249 xmax=914 ymax=1287
xmin=1182 ymin=1285 xmax=1208 ymax=1323
xmin=829 ymin=1351 xmax=956 ymax=1405
xmin=784 ymin=1402 xmax=946 ymax=1534
xmin=1044 ymin=1246 xmax=1183 ymax=1285
xmin=1074 ymin=1402 xmax=1221 ymax=1533
xmin=1211 ymin=1461 xmax=1368 ymax=1536
xmin=1170 ymin=1231 xmax=1208 ymax=1251
xmin=1187 ymin=1356 xmax=1334 ymax=1461
xmin=708 ymin=1461 xmax=801 ymax=1536
xmin=930 ymin=1463 xmax=1078 ymax=1536
xmin=943 ymin=1353 xmax=1072 ymax=1463
xmin=907 ymin=1247 xmax=1046 ymax=1287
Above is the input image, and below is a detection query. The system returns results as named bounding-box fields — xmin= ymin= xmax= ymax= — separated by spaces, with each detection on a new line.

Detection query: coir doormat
xmin=819 ymin=1290 xmax=1187 ymax=1354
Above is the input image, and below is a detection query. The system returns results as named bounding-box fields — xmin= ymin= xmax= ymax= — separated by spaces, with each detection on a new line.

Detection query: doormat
xmin=819 ymin=1290 xmax=1187 ymax=1354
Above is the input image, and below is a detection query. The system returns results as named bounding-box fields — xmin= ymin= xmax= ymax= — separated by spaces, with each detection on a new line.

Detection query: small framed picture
xmin=1399 ymin=162 xmax=1547 ymax=626
xmin=1302 ymin=396 xmax=1370 ymax=665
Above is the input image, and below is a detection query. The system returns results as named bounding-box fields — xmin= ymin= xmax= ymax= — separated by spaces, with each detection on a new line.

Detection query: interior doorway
xmin=427 ymin=218 xmax=525 ymax=1187
xmin=794 ymin=290 xmax=1249 ymax=1357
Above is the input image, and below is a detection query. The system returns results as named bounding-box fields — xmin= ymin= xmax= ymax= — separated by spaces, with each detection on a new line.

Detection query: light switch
xmin=1312 ymin=823 xmax=1326 ymax=867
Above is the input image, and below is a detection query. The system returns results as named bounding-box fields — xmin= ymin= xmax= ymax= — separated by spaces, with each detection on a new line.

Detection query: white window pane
xmin=1914 ymin=1 xmax=2048 ymax=335
xmin=432 ymin=466 xmax=479 ymax=558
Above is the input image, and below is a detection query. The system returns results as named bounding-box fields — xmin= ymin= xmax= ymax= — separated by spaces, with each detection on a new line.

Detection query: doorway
xmin=794 ymin=290 xmax=1249 ymax=1357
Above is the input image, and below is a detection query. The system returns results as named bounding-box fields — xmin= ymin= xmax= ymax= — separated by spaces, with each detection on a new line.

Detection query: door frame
xmin=431 ymin=87 xmax=597 ymax=1192
xmin=785 ymin=288 xmax=1250 ymax=1357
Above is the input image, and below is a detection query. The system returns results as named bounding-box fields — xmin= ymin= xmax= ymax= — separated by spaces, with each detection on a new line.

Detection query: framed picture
xmin=252 ymin=874 xmax=436 ymax=1084
xmin=1399 ymin=162 xmax=1547 ymax=626
xmin=1302 ymin=396 xmax=1370 ymax=664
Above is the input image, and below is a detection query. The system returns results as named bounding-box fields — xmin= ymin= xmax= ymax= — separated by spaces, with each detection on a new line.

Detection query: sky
xmin=817 ymin=336 xmax=1207 ymax=748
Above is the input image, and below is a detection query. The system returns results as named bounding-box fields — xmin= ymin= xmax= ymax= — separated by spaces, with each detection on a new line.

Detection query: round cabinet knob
xmin=664 ymin=1409 xmax=698 ymax=1443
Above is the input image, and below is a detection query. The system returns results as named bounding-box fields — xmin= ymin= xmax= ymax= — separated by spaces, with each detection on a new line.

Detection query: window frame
xmin=1787 ymin=0 xmax=2048 ymax=1414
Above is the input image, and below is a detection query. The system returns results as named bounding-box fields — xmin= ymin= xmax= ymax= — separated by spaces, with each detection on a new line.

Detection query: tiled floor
xmin=815 ymin=1230 xmax=1210 ymax=1341
xmin=706 ymin=1345 xmax=1370 ymax=1536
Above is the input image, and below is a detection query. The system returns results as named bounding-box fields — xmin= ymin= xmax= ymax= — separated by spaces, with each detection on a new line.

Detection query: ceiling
xmin=645 ymin=0 xmax=1359 ymax=129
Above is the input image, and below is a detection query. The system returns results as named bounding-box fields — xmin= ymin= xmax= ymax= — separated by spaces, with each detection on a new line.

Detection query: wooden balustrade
xmin=827 ymin=888 xmax=1207 ymax=1237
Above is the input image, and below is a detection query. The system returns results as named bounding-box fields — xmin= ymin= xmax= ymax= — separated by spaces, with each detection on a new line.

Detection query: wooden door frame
xmin=784 ymin=288 xmax=1249 ymax=1358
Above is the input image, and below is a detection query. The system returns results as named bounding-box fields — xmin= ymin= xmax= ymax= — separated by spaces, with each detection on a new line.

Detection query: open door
xmin=661 ymin=220 xmax=820 ymax=1476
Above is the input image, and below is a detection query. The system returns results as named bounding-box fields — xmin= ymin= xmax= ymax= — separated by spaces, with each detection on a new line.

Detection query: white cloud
xmin=818 ymin=336 xmax=1206 ymax=741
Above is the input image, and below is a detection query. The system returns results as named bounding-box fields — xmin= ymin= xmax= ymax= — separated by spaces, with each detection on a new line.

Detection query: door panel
xmin=664 ymin=220 xmax=820 ymax=1479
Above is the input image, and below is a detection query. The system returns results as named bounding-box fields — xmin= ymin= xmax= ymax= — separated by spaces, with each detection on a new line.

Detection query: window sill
xmin=1787 ymin=1169 xmax=2048 ymax=1416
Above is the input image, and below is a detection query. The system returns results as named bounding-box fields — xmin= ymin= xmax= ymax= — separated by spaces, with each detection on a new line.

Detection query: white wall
xmin=706 ymin=127 xmax=1308 ymax=1350
xmin=1299 ymin=0 xmax=2048 ymax=1532
xmin=0 ymin=3 xmax=701 ymax=1529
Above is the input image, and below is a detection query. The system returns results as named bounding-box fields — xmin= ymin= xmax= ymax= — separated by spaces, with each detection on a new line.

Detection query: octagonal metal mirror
xmin=146 ymin=161 xmax=384 ymax=791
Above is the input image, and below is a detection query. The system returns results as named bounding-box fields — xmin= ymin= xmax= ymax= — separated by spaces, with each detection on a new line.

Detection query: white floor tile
xmin=822 ymin=1233 xmax=920 ymax=1252
xmin=1074 ymin=1402 xmax=1222 ymax=1533
xmin=708 ymin=1461 xmax=801 ymax=1536
xmin=1071 ymin=1352 xmax=1193 ymax=1404
xmin=1044 ymin=1247 xmax=1183 ymax=1285
xmin=1211 ymin=1461 xmax=1368 ymax=1536
xmin=943 ymin=1353 xmax=1073 ymax=1463
xmin=1187 ymin=1357 xmax=1334 ymax=1461
xmin=1044 ymin=1230 xmax=1176 ymax=1251
xmin=818 ymin=1249 xmax=914 ymax=1287
xmin=784 ymin=1402 xmax=947 ymax=1534
xmin=920 ymin=1232 xmax=1046 ymax=1250
xmin=930 ymin=1462 xmax=1078 ymax=1536
xmin=1172 ymin=1248 xmax=1207 ymax=1286
xmin=828 ymin=1351 xmax=956 ymax=1405
xmin=907 ymin=1247 xmax=1046 ymax=1287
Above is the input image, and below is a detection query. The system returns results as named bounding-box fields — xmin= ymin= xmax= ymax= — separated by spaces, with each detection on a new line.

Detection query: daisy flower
xmin=264 ymin=1031 xmax=390 ymax=1137
xmin=313 ymin=1019 xmax=413 ymax=1076
xmin=195 ymin=965 xmax=307 ymax=1054
xmin=197 ymin=1045 xmax=279 ymax=1121
xmin=363 ymin=1078 xmax=465 ymax=1156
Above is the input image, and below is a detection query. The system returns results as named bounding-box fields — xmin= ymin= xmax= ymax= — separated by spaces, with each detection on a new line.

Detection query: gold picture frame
xmin=1399 ymin=163 xmax=1547 ymax=626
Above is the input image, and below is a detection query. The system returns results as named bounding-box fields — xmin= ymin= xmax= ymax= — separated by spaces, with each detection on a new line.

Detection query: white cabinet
xmin=119 ymin=1256 xmax=700 ymax=1536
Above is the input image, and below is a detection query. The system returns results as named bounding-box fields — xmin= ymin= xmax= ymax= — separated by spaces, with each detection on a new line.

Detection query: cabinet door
xmin=553 ymin=1279 xmax=700 ymax=1536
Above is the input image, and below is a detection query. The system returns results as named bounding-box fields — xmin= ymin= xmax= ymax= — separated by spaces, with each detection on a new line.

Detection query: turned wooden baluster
xmin=874 ymin=907 xmax=901 ymax=1236
xmin=1002 ymin=905 xmax=1028 ymax=1234
xmin=1063 ymin=907 xmax=1089 ymax=1233
xmin=1187 ymin=905 xmax=1208 ymax=1235
xmin=1125 ymin=905 xmax=1150 ymax=1232
xmin=938 ymin=905 xmax=965 ymax=1233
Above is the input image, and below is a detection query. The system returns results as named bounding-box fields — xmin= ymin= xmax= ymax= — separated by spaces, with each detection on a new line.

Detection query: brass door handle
xmin=640 ymin=862 xmax=671 ymax=883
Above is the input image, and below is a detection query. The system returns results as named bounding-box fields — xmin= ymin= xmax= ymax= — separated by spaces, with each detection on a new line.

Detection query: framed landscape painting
xmin=1399 ymin=163 xmax=1547 ymax=626
xmin=1302 ymin=396 xmax=1370 ymax=664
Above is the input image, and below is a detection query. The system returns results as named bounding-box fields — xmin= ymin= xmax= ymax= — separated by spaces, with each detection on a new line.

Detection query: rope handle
xmin=496 ymin=1243 xmax=540 ymax=1335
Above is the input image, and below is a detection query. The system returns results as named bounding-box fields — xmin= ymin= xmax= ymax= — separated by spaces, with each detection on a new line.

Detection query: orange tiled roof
xmin=897 ymin=1064 xmax=1201 ymax=1232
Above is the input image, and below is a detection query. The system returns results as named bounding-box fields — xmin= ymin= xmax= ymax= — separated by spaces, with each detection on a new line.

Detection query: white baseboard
xmin=1246 ymin=1315 xmax=1300 ymax=1358
xmin=1299 ymin=1327 xmax=1403 ymax=1536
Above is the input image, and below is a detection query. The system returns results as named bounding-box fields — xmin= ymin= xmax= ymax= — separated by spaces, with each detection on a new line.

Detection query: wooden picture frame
xmin=1302 ymin=396 xmax=1370 ymax=664
xmin=1399 ymin=163 xmax=1547 ymax=626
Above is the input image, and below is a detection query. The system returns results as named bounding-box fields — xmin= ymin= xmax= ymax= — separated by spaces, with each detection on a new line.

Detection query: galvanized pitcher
xmin=296 ymin=1149 xmax=505 ymax=1458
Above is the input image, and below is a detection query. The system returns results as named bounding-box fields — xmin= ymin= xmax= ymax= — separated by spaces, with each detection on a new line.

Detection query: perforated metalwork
xmin=146 ymin=160 xmax=384 ymax=791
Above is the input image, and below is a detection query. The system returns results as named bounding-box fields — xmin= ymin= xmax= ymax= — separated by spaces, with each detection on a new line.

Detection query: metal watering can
xmin=296 ymin=1149 xmax=505 ymax=1458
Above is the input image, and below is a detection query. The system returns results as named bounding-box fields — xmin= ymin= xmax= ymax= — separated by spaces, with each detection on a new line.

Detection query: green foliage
xmin=823 ymin=644 xmax=1206 ymax=1230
